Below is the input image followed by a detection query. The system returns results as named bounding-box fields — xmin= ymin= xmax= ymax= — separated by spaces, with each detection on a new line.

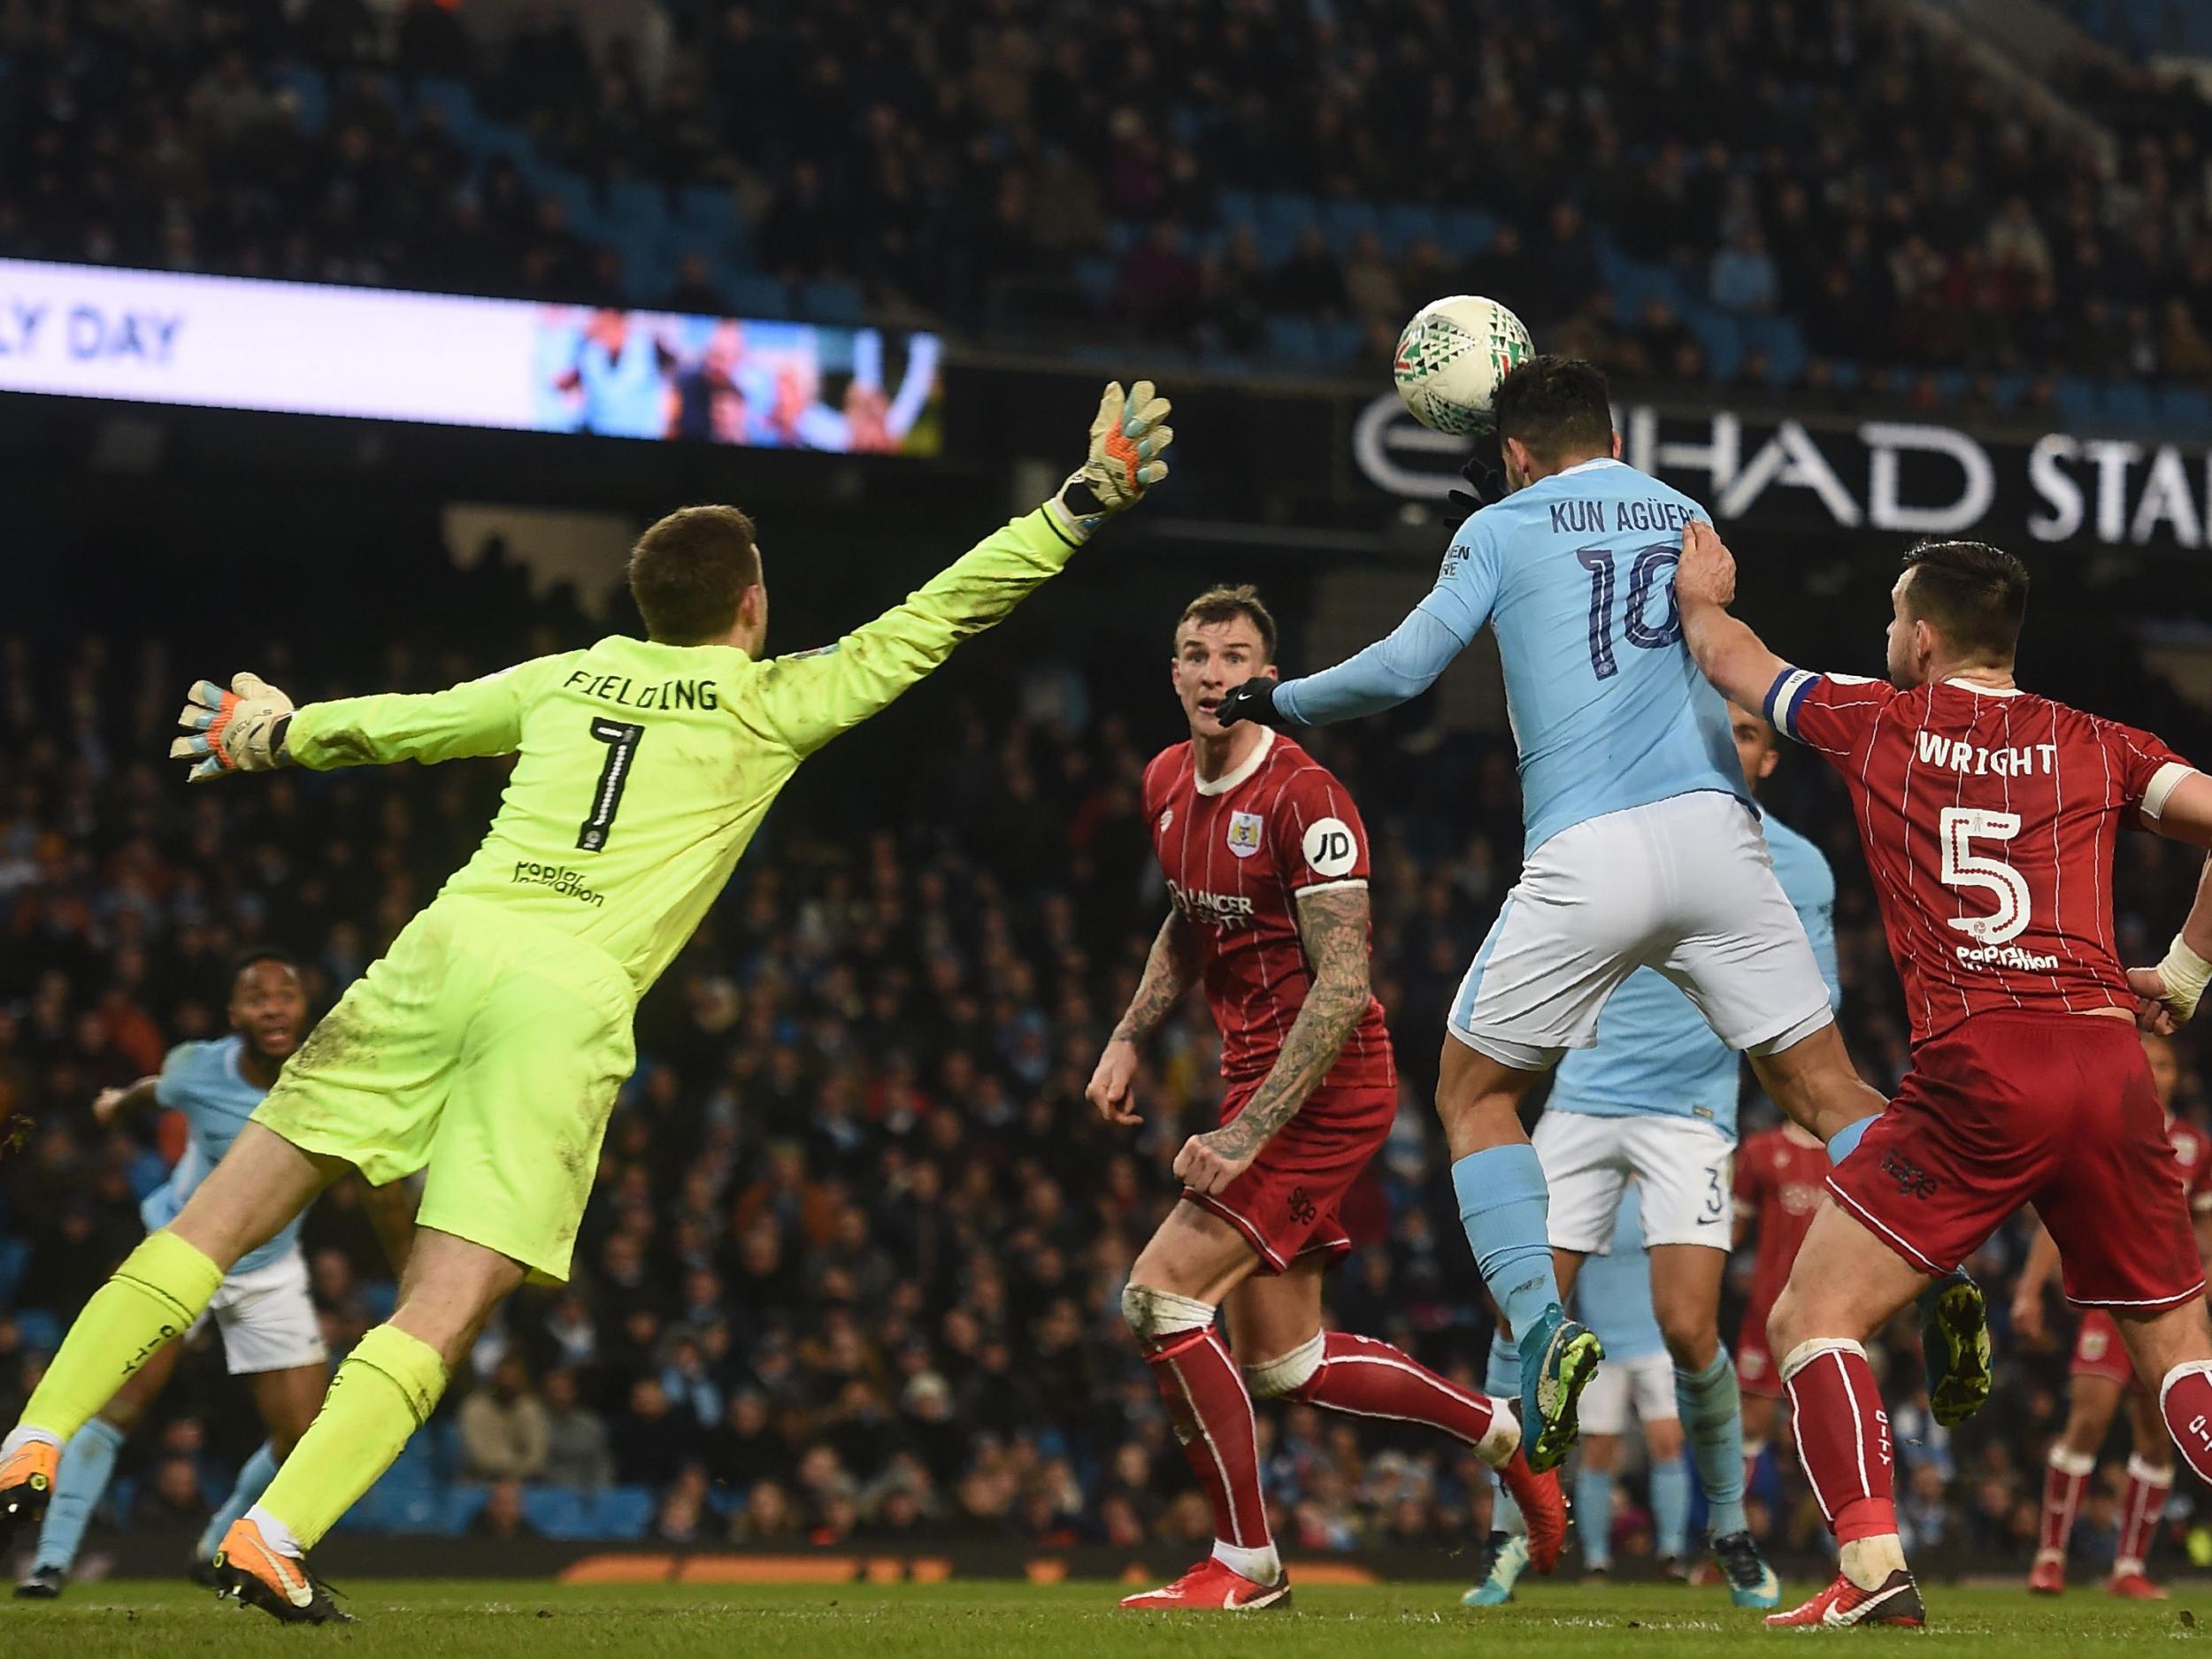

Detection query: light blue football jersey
xmin=1272 ymin=457 xmax=1743 ymax=856
xmin=1546 ymin=813 xmax=1840 ymax=1138
xmin=139 ymin=1036 xmax=303 ymax=1276
xmin=1576 ymin=1186 xmax=1665 ymax=1363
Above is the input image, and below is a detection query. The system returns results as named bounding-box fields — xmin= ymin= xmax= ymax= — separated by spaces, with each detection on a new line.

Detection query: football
xmin=1392 ymin=295 xmax=1536 ymax=434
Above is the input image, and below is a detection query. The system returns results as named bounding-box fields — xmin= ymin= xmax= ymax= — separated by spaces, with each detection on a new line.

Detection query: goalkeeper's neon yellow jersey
xmin=285 ymin=509 xmax=1079 ymax=995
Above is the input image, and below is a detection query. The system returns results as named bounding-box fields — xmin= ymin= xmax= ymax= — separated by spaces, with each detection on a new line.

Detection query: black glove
xmin=1446 ymin=426 xmax=1507 ymax=518
xmin=1213 ymin=678 xmax=1284 ymax=728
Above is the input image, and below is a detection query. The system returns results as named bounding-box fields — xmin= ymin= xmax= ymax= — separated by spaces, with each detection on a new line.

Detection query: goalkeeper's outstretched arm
xmin=173 ymin=656 xmax=585 ymax=781
xmin=750 ymin=380 xmax=1171 ymax=757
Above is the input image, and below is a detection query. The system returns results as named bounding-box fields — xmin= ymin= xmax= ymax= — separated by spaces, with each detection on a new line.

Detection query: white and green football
xmin=1391 ymin=295 xmax=1535 ymax=434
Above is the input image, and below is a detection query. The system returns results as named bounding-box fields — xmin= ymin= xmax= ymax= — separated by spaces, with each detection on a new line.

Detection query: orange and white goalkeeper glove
xmin=1046 ymin=380 xmax=1172 ymax=541
xmin=170 ymin=672 xmax=295 ymax=781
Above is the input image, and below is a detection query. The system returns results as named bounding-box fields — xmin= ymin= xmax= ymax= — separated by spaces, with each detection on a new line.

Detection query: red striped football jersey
xmin=1769 ymin=668 xmax=2192 ymax=1046
xmin=1142 ymin=728 xmax=1394 ymax=1090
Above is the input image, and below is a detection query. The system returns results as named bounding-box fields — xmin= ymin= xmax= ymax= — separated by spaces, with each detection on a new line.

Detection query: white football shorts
xmin=1578 ymin=1349 xmax=1678 ymax=1438
xmin=1534 ymin=1110 xmax=1735 ymax=1254
xmin=1448 ymin=791 xmax=1832 ymax=1070
xmin=186 ymin=1248 xmax=328 ymax=1377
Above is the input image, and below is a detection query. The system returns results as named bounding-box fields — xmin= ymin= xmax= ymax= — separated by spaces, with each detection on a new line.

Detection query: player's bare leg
xmin=218 ymin=1228 xmax=523 ymax=1624
xmin=1 ymin=1125 xmax=342 ymax=1548
xmin=1761 ymin=1200 xmax=1933 ymax=1628
xmin=1228 ymin=1259 xmax=1565 ymax=1573
xmin=2031 ymin=1371 xmax=2124 ymax=1594
xmin=1438 ymin=1037 xmax=1598 ymax=1472
xmin=14 ymin=1336 xmax=185 ymax=1595
xmin=1118 ymin=1204 xmax=1287 ymax=1610
xmin=1637 ymin=1242 xmax=1778 ymax=1606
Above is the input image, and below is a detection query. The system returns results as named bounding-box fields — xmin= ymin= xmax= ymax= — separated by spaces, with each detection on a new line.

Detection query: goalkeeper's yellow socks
xmin=16 ymin=1232 xmax=222 ymax=1443
xmin=254 ymin=1324 xmax=449 ymax=1551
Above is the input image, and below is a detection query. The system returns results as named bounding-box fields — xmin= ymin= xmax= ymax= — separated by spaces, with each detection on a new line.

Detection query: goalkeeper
xmin=0 ymin=381 xmax=1172 ymax=1624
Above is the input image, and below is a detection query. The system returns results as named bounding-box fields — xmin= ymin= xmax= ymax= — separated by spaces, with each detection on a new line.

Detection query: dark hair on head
xmin=1492 ymin=355 xmax=1614 ymax=464
xmin=227 ymin=949 xmax=298 ymax=992
xmin=1899 ymin=540 xmax=2029 ymax=664
xmin=628 ymin=504 xmax=762 ymax=644
xmin=1176 ymin=584 xmax=1278 ymax=664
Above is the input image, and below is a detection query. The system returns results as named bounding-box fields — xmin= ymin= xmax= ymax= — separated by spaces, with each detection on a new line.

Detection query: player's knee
xmin=1659 ymin=1311 xmax=1720 ymax=1372
xmin=1243 ymin=1332 xmax=1325 ymax=1400
xmin=1120 ymin=1280 xmax=1216 ymax=1344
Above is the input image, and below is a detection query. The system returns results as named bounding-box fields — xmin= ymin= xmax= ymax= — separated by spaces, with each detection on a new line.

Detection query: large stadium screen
xmin=0 ymin=257 xmax=943 ymax=455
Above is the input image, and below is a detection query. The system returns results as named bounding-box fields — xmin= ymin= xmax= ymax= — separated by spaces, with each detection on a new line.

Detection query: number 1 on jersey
xmin=1578 ymin=542 xmax=1684 ymax=680
xmin=578 ymin=718 xmax=645 ymax=852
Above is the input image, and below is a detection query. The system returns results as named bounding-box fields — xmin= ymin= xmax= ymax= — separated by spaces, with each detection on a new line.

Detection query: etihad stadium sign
xmin=1352 ymin=394 xmax=2212 ymax=552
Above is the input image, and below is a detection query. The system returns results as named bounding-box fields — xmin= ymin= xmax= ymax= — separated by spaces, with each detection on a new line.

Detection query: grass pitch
xmin=7 ymin=1578 xmax=2209 ymax=1657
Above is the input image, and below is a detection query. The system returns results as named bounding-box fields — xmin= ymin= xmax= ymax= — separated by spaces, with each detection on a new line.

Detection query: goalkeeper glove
xmin=1445 ymin=426 xmax=1508 ymax=517
xmin=170 ymin=672 xmax=295 ymax=781
xmin=1212 ymin=678 xmax=1285 ymax=728
xmin=1047 ymin=380 xmax=1173 ymax=541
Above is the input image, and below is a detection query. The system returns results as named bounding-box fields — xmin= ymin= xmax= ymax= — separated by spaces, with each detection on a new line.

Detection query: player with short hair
xmin=1217 ymin=356 xmax=1908 ymax=1473
xmin=0 ymin=382 xmax=1174 ymax=1622
xmin=1093 ymin=585 xmax=1565 ymax=1612
xmin=1675 ymin=522 xmax=2212 ymax=1628
xmin=14 ymin=953 xmax=415 ymax=1599
xmin=2015 ymin=1030 xmax=2212 ymax=1600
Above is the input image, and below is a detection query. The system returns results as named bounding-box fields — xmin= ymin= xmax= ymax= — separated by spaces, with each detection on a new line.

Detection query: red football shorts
xmin=1183 ymin=1078 xmax=1395 ymax=1274
xmin=1828 ymin=1011 xmax=2203 ymax=1310
xmin=2070 ymin=1308 xmax=2137 ymax=1388
xmin=1735 ymin=1299 xmax=1783 ymax=1401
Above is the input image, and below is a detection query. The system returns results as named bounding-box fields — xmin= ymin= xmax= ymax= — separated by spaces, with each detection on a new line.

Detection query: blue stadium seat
xmin=2101 ymin=381 xmax=2157 ymax=432
xmin=0 ymin=1237 xmax=27 ymax=1308
xmin=725 ymin=273 xmax=793 ymax=319
xmin=270 ymin=65 xmax=328 ymax=134
xmin=442 ymin=1486 xmax=491 ymax=1535
xmin=1322 ymin=196 xmax=1382 ymax=253
xmin=590 ymin=1486 xmax=656 ymax=1540
xmin=1261 ymin=314 xmax=1322 ymax=366
xmin=1380 ymin=202 xmax=1442 ymax=257
xmin=679 ymin=183 xmax=741 ymax=231
xmin=1682 ymin=305 xmax=1745 ymax=381
xmin=796 ymin=281 xmax=866 ymax=326
xmin=1314 ymin=315 xmax=1366 ymax=366
xmin=14 ymin=1310 xmax=59 ymax=1354
xmin=1072 ymin=256 xmax=1117 ymax=309
xmin=608 ymin=178 xmax=671 ymax=235
xmin=1216 ymin=189 xmax=1259 ymax=228
xmin=2157 ymin=387 xmax=2212 ymax=436
xmin=2054 ymin=376 xmax=2101 ymax=426
xmin=521 ymin=1486 xmax=588 ymax=1540
xmin=1438 ymin=206 xmax=1496 ymax=260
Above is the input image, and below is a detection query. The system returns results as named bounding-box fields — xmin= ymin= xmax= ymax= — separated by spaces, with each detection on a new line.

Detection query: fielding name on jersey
xmin=1167 ymin=879 xmax=1255 ymax=928
xmin=565 ymin=669 xmax=720 ymax=711
xmin=1914 ymin=732 xmax=2057 ymax=776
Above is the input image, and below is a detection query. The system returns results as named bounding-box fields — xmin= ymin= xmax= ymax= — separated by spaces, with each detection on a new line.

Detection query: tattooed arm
xmin=1087 ymin=910 xmax=1205 ymax=1125
xmin=1174 ymin=884 xmax=1371 ymax=1195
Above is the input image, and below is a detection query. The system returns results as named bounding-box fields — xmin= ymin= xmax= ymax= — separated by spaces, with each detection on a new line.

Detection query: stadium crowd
xmin=2 ymin=0 xmax=2211 ymax=407
xmin=5 ymin=544 xmax=2212 ymax=1568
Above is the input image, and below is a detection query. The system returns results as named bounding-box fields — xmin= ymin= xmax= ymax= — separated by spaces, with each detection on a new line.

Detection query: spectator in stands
xmin=472 ymin=1478 xmax=539 ymax=1540
xmin=458 ymin=1356 xmax=551 ymax=1484
xmin=540 ymin=1367 xmax=614 ymax=1494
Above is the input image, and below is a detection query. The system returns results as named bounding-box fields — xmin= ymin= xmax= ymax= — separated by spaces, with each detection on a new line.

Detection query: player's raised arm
xmin=1673 ymin=520 xmax=1793 ymax=713
xmin=750 ymin=380 xmax=1171 ymax=757
xmin=1217 ymin=518 xmax=1499 ymax=730
xmin=1173 ymin=881 xmax=1372 ymax=1196
xmin=170 ymin=656 xmax=581 ymax=781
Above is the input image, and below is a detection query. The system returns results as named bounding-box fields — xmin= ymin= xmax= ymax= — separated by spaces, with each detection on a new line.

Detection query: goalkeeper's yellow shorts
xmin=254 ymin=895 xmax=636 ymax=1285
